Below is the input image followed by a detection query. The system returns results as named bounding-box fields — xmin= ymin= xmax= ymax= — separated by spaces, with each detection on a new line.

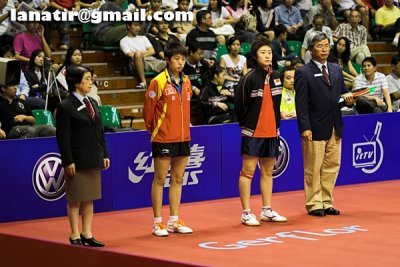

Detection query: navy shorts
xmin=152 ymin=142 xmax=191 ymax=158
xmin=241 ymin=136 xmax=279 ymax=158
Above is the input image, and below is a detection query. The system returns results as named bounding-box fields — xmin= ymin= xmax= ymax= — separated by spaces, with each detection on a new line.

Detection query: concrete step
xmin=52 ymin=50 xmax=121 ymax=65
xmin=96 ymin=75 xmax=154 ymax=90
xmin=371 ymin=51 xmax=397 ymax=65
xmin=377 ymin=64 xmax=391 ymax=75
xmin=368 ymin=41 xmax=397 ymax=53
xmin=98 ymin=88 xmax=145 ymax=106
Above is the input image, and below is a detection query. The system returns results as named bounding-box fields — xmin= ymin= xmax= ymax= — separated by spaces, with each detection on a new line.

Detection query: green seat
xmin=217 ymin=44 xmax=228 ymax=60
xmin=353 ymin=62 xmax=363 ymax=74
xmin=312 ymin=0 xmax=320 ymax=5
xmin=144 ymin=71 xmax=157 ymax=77
xmin=287 ymin=40 xmax=302 ymax=57
xmin=240 ymin=42 xmax=251 ymax=55
xmin=32 ymin=110 xmax=55 ymax=126
xmin=98 ymin=105 xmax=121 ymax=128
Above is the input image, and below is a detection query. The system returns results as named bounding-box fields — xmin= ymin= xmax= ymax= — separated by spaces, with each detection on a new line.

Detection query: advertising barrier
xmin=0 ymin=113 xmax=398 ymax=222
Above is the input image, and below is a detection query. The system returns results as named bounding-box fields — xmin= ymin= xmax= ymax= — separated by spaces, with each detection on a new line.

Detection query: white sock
xmin=262 ymin=206 xmax=272 ymax=212
xmin=154 ymin=217 xmax=162 ymax=224
xmin=169 ymin=215 xmax=178 ymax=223
xmin=242 ymin=209 xmax=251 ymax=214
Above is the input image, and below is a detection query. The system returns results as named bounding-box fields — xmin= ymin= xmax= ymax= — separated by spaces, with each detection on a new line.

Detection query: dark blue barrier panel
xmin=220 ymin=120 xmax=304 ymax=199
xmin=1 ymin=113 xmax=399 ymax=223
xmin=110 ymin=126 xmax=222 ymax=210
xmin=0 ymin=137 xmax=113 ymax=222
xmin=338 ymin=113 xmax=400 ymax=185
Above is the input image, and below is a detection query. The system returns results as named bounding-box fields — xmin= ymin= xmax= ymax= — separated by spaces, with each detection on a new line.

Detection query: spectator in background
xmin=183 ymin=44 xmax=208 ymax=125
xmin=226 ymin=0 xmax=249 ymax=19
xmin=280 ymin=66 xmax=296 ymax=119
xmin=120 ymin=21 xmax=167 ymax=89
xmin=255 ymin=0 xmax=275 ymax=40
xmin=193 ymin=0 xmax=209 ymax=9
xmin=220 ymin=36 xmax=248 ymax=94
xmin=271 ymin=24 xmax=297 ymax=67
xmin=207 ymin=0 xmax=236 ymax=44
xmin=0 ymin=0 xmax=17 ymax=47
xmin=23 ymin=49 xmax=50 ymax=108
xmin=142 ymin=0 xmax=164 ymax=35
xmin=200 ymin=65 xmax=235 ymax=124
xmin=328 ymin=37 xmax=358 ymax=89
xmin=186 ymin=10 xmax=217 ymax=66
xmin=374 ymin=0 xmax=400 ymax=48
xmin=336 ymin=0 xmax=371 ymax=38
xmin=333 ymin=10 xmax=371 ymax=64
xmin=0 ymin=83 xmax=56 ymax=139
xmin=48 ymin=0 xmax=79 ymax=50
xmin=153 ymin=20 xmax=181 ymax=58
xmin=307 ymin=0 xmax=338 ymax=31
xmin=295 ymin=0 xmax=312 ymax=28
xmin=0 ymin=45 xmax=46 ymax=110
xmin=171 ymin=0 xmax=194 ymax=41
xmin=354 ymin=56 xmax=393 ymax=113
xmin=386 ymin=55 xmax=400 ymax=112
xmin=135 ymin=0 xmax=150 ymax=8
xmin=301 ymin=14 xmax=334 ymax=63
xmin=291 ymin=57 xmax=305 ymax=69
xmin=274 ymin=0 xmax=306 ymax=41
xmin=94 ymin=0 xmax=128 ymax=45
xmin=13 ymin=21 xmax=52 ymax=65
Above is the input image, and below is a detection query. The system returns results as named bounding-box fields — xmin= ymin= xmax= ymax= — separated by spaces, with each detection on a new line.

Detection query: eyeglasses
xmin=315 ymin=44 xmax=330 ymax=50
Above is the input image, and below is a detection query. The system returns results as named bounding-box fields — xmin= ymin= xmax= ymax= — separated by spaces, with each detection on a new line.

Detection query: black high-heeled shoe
xmin=80 ymin=234 xmax=105 ymax=247
xmin=69 ymin=238 xmax=83 ymax=246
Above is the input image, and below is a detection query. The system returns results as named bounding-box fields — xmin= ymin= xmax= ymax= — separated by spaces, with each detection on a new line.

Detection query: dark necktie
xmin=322 ymin=65 xmax=330 ymax=84
xmin=83 ymin=98 xmax=95 ymax=120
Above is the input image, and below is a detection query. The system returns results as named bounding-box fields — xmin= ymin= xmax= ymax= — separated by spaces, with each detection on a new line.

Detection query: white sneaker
xmin=393 ymin=35 xmax=399 ymax=47
xmin=153 ymin=222 xmax=169 ymax=237
xmin=260 ymin=209 xmax=287 ymax=222
xmin=241 ymin=212 xmax=260 ymax=226
xmin=167 ymin=219 xmax=193 ymax=234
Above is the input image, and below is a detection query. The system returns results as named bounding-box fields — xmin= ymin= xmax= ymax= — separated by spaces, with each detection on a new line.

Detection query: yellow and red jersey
xmin=143 ymin=69 xmax=192 ymax=143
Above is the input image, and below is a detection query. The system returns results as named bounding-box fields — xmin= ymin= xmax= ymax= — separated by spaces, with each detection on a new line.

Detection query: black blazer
xmin=295 ymin=61 xmax=348 ymax=140
xmin=56 ymin=94 xmax=108 ymax=169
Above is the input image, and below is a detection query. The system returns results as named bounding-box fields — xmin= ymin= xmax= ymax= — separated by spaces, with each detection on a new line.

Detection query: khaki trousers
xmin=301 ymin=130 xmax=341 ymax=212
xmin=350 ymin=45 xmax=371 ymax=64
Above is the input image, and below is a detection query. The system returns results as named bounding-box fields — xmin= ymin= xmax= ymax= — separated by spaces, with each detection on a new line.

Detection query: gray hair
xmin=308 ymin=32 xmax=328 ymax=50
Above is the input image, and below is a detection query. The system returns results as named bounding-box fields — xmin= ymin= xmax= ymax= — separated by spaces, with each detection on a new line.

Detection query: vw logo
xmin=273 ymin=137 xmax=290 ymax=178
xmin=32 ymin=153 xmax=65 ymax=201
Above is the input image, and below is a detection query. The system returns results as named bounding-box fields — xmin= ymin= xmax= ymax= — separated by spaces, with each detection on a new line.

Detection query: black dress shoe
xmin=324 ymin=207 xmax=340 ymax=215
xmin=308 ymin=209 xmax=325 ymax=217
xmin=69 ymin=238 xmax=83 ymax=246
xmin=80 ymin=234 xmax=105 ymax=247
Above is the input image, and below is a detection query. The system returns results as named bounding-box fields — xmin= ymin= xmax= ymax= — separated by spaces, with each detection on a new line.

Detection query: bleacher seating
xmin=43 ymin=7 xmax=396 ymax=131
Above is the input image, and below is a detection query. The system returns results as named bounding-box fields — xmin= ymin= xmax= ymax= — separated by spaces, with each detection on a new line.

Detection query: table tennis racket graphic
xmin=339 ymin=86 xmax=376 ymax=103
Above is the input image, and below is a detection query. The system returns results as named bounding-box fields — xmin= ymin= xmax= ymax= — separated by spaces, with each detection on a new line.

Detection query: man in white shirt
xmin=120 ymin=21 xmax=166 ymax=89
xmin=386 ymin=55 xmax=400 ymax=111
xmin=301 ymin=14 xmax=333 ymax=63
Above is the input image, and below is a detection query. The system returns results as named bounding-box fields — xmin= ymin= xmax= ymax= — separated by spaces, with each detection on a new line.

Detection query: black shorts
xmin=152 ymin=142 xmax=191 ymax=158
xmin=241 ymin=136 xmax=279 ymax=158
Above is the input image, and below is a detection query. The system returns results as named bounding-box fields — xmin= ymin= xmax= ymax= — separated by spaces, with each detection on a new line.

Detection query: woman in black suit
xmin=56 ymin=66 xmax=110 ymax=247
